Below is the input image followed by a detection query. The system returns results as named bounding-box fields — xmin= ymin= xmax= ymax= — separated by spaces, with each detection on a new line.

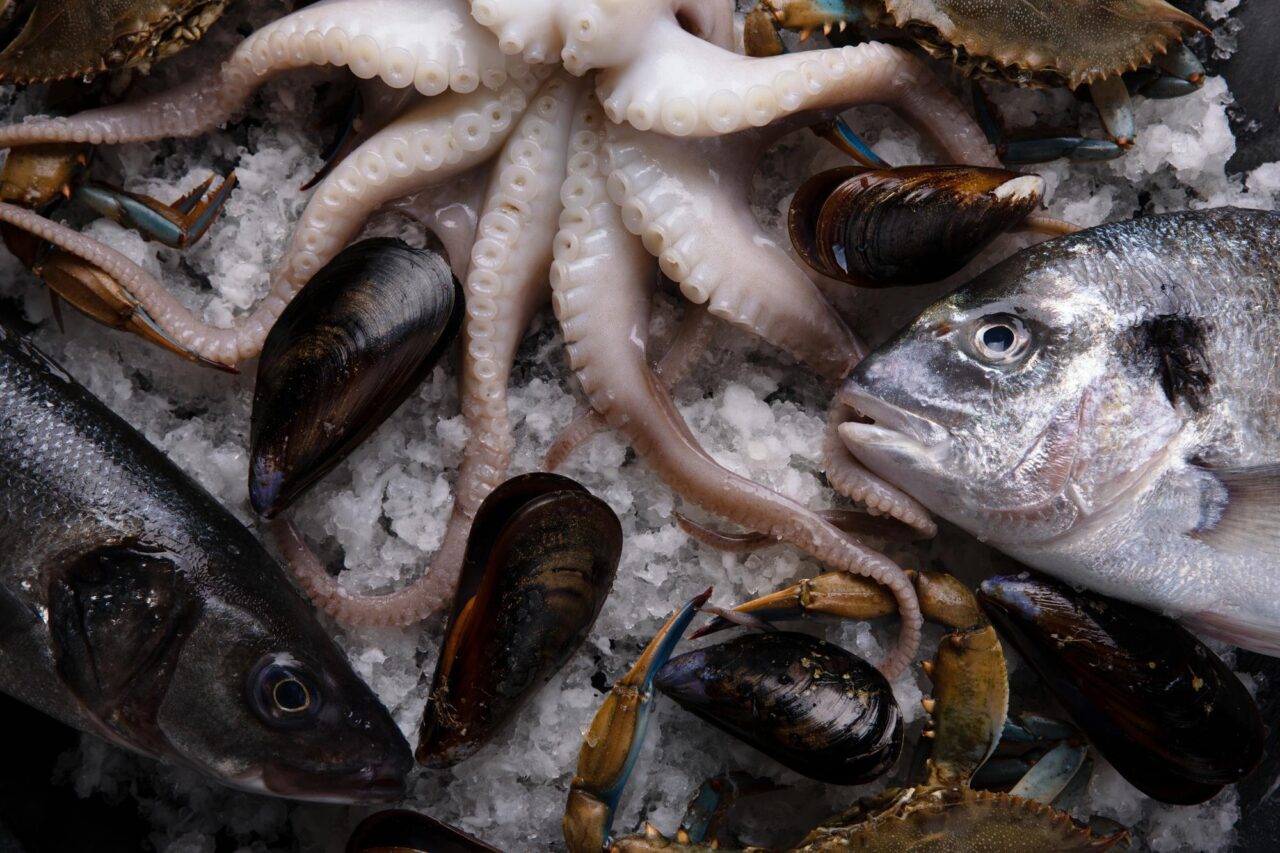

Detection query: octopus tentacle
xmin=596 ymin=19 xmax=996 ymax=165
xmin=825 ymin=402 xmax=937 ymax=538
xmin=546 ymin=300 xmax=716 ymax=471
xmin=605 ymin=122 xmax=863 ymax=379
xmin=550 ymin=97 xmax=921 ymax=678
xmin=225 ymin=79 xmax=542 ymax=365
xmin=0 ymin=0 xmax=519 ymax=151
xmin=0 ymin=203 xmax=245 ymax=367
xmin=282 ymin=74 xmax=583 ymax=626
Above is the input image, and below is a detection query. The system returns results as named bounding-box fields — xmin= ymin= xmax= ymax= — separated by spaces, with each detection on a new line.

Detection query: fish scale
xmin=839 ymin=207 xmax=1280 ymax=655
xmin=0 ymin=326 xmax=412 ymax=801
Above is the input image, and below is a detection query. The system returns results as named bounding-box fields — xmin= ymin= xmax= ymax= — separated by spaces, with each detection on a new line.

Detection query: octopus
xmin=0 ymin=0 xmax=1007 ymax=679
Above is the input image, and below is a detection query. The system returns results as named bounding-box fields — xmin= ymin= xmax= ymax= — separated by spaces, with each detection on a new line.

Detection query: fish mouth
xmin=259 ymin=759 xmax=410 ymax=804
xmin=836 ymin=382 xmax=951 ymax=467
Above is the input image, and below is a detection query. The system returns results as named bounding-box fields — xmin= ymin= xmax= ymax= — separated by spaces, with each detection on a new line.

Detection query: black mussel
xmin=250 ymin=237 xmax=462 ymax=517
xmin=655 ymin=631 xmax=902 ymax=785
xmin=417 ymin=473 xmax=622 ymax=767
xmin=979 ymin=573 xmax=1264 ymax=805
xmin=347 ymin=809 xmax=498 ymax=852
xmin=789 ymin=165 xmax=1043 ymax=287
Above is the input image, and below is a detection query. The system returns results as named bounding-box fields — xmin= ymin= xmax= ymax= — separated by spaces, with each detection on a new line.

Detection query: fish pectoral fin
xmin=1191 ymin=463 xmax=1280 ymax=559
xmin=1185 ymin=609 xmax=1280 ymax=657
xmin=47 ymin=542 xmax=201 ymax=744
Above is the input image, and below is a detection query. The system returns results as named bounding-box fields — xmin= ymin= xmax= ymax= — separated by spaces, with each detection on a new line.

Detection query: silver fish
xmin=0 ymin=327 xmax=412 ymax=801
xmin=838 ymin=208 xmax=1280 ymax=653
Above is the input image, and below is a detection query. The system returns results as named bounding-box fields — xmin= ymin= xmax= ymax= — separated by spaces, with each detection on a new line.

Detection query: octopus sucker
xmin=550 ymin=95 xmax=922 ymax=677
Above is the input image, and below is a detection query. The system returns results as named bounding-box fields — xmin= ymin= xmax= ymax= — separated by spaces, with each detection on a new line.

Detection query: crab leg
xmin=552 ymin=95 xmax=922 ymax=678
xmin=277 ymin=75 xmax=580 ymax=625
xmin=564 ymin=590 xmax=711 ymax=853
xmin=76 ymin=173 xmax=239 ymax=249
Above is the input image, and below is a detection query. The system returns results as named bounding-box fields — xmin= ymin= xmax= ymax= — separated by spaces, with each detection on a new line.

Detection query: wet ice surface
xmin=0 ymin=1 xmax=1275 ymax=850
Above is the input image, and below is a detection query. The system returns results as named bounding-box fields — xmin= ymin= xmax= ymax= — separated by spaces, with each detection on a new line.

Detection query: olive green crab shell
xmin=882 ymin=0 xmax=1209 ymax=88
xmin=0 ymin=0 xmax=229 ymax=84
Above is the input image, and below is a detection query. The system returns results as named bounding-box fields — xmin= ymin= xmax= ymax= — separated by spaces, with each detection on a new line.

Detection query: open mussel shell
xmin=655 ymin=631 xmax=902 ymax=785
xmin=789 ymin=165 xmax=1043 ymax=287
xmin=250 ymin=237 xmax=462 ymax=517
xmin=979 ymin=573 xmax=1264 ymax=805
xmin=416 ymin=473 xmax=622 ymax=767
xmin=347 ymin=809 xmax=498 ymax=852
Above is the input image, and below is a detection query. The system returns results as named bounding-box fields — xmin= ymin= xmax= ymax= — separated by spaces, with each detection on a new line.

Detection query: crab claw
xmin=76 ymin=172 xmax=238 ymax=250
xmin=563 ymin=589 xmax=712 ymax=853
xmin=37 ymin=249 xmax=237 ymax=372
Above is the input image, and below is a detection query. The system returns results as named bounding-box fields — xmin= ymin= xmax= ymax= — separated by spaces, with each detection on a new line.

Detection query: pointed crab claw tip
xmin=993 ymin=174 xmax=1045 ymax=204
xmin=693 ymin=587 xmax=714 ymax=608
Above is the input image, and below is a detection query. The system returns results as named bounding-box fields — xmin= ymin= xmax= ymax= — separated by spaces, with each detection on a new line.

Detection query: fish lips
xmin=258 ymin=755 xmax=412 ymax=804
xmin=836 ymin=382 xmax=952 ymax=469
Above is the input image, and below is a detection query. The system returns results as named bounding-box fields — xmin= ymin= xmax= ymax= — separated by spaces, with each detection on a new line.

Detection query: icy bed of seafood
xmin=0 ymin=0 xmax=1275 ymax=851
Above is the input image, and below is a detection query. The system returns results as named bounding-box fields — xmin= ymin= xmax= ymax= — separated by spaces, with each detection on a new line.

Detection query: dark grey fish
xmin=0 ymin=327 xmax=412 ymax=801
xmin=838 ymin=208 xmax=1280 ymax=654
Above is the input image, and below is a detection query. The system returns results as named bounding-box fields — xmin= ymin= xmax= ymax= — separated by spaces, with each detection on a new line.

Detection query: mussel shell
xmin=655 ymin=631 xmax=902 ymax=785
xmin=346 ymin=809 xmax=498 ymax=852
xmin=250 ymin=237 xmax=462 ymax=517
xmin=416 ymin=473 xmax=622 ymax=767
xmin=789 ymin=165 xmax=1042 ymax=286
xmin=979 ymin=573 xmax=1264 ymax=804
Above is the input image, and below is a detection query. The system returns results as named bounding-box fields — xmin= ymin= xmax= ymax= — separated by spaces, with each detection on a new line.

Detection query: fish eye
xmin=971 ymin=314 xmax=1030 ymax=365
xmin=248 ymin=655 xmax=322 ymax=727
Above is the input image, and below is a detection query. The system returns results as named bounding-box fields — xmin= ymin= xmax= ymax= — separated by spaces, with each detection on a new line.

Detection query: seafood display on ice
xmin=0 ymin=0 xmax=1274 ymax=850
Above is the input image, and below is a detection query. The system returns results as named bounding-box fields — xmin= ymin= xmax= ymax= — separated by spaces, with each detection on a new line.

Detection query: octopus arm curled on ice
xmin=0 ymin=325 xmax=412 ymax=801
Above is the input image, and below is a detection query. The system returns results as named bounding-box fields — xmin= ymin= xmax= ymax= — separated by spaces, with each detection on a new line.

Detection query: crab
xmin=563 ymin=574 xmax=1127 ymax=852
xmin=0 ymin=0 xmax=231 ymax=84
xmin=755 ymin=0 xmax=1210 ymax=163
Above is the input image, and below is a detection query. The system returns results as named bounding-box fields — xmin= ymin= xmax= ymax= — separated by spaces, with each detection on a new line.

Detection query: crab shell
xmin=791 ymin=786 xmax=1126 ymax=852
xmin=869 ymin=0 xmax=1209 ymax=89
xmin=0 ymin=0 xmax=229 ymax=84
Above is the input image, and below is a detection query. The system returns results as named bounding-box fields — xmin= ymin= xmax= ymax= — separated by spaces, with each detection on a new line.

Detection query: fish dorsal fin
xmin=47 ymin=542 xmax=201 ymax=750
xmin=1191 ymin=464 xmax=1280 ymax=559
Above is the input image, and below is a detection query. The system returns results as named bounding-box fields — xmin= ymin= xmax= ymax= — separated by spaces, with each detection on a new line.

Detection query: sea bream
xmin=838 ymin=207 xmax=1280 ymax=653
xmin=0 ymin=326 xmax=412 ymax=800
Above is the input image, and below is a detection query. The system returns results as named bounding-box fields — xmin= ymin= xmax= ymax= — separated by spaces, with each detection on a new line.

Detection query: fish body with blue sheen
xmin=0 ymin=327 xmax=412 ymax=801
xmin=839 ymin=208 xmax=1280 ymax=653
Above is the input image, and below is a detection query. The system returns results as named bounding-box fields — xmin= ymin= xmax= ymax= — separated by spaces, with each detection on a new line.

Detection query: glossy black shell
xmin=416 ymin=473 xmax=622 ymax=767
xmin=789 ymin=165 xmax=1041 ymax=287
xmin=655 ymin=631 xmax=902 ymax=785
xmin=979 ymin=573 xmax=1264 ymax=804
xmin=249 ymin=238 xmax=462 ymax=517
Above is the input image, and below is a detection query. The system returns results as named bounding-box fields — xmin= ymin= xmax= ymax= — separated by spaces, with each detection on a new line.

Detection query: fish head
xmin=135 ymin=548 xmax=414 ymax=803
xmin=838 ymin=241 xmax=1136 ymax=545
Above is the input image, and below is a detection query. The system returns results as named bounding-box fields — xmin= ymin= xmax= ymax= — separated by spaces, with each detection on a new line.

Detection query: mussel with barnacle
xmin=788 ymin=165 xmax=1044 ymax=286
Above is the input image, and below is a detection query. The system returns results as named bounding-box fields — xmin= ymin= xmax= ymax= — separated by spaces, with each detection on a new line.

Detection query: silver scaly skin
xmin=839 ymin=208 xmax=1280 ymax=653
xmin=0 ymin=327 xmax=412 ymax=801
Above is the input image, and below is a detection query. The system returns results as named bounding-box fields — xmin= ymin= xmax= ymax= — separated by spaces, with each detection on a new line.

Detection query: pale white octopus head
xmin=469 ymin=0 xmax=735 ymax=73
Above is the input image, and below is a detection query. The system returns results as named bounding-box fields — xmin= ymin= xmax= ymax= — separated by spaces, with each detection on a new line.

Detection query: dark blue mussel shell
xmin=655 ymin=631 xmax=903 ymax=785
xmin=979 ymin=572 xmax=1264 ymax=805
xmin=250 ymin=237 xmax=463 ymax=517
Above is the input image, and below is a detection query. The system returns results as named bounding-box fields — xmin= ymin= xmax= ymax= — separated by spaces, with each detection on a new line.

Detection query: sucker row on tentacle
xmin=549 ymin=93 xmax=922 ymax=677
